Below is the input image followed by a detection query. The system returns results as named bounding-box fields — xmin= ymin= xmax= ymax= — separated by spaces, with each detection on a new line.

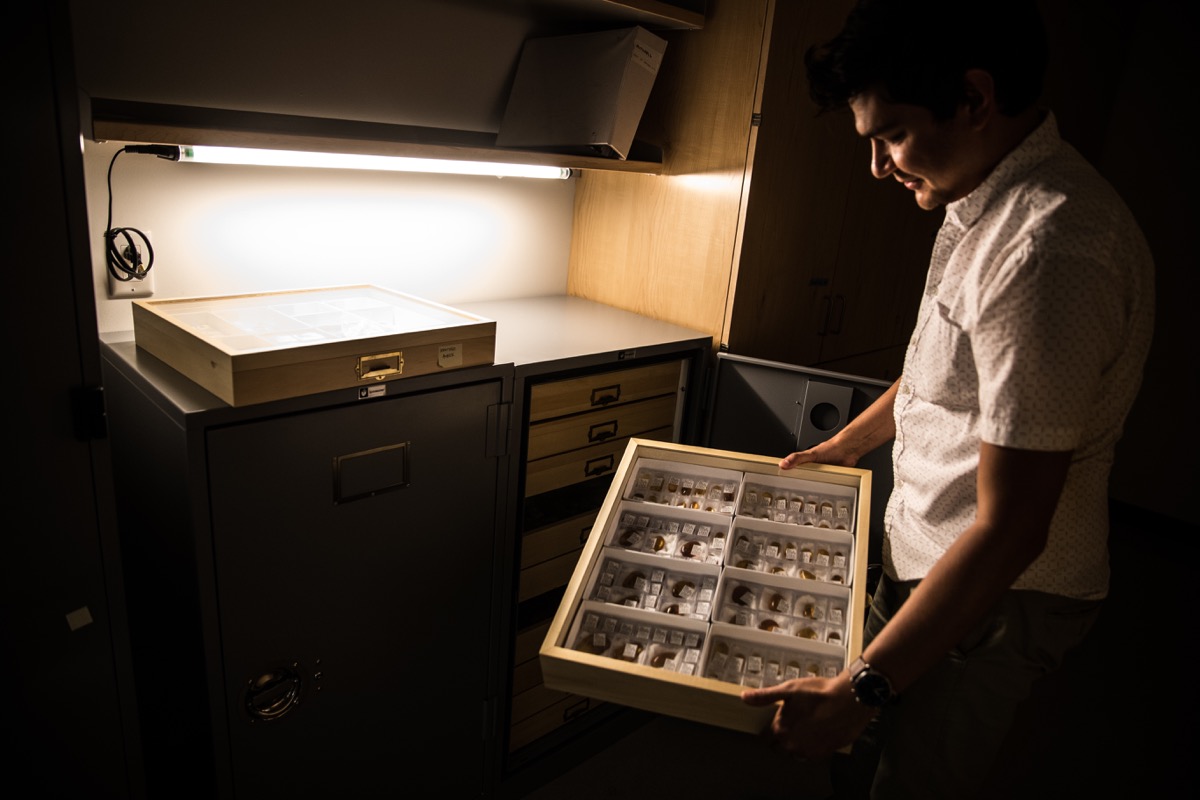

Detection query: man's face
xmin=849 ymin=88 xmax=979 ymax=210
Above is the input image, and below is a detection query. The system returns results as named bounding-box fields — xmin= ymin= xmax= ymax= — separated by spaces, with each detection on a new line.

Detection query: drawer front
xmin=528 ymin=360 xmax=683 ymax=423
xmin=509 ymin=693 xmax=596 ymax=753
xmin=511 ymin=654 xmax=544 ymax=697
xmin=521 ymin=511 xmax=595 ymax=569
xmin=514 ymin=621 xmax=552 ymax=666
xmin=519 ymin=550 xmax=587 ymax=603
xmin=524 ymin=425 xmax=672 ymax=497
xmin=526 ymin=394 xmax=679 ymax=462
xmin=511 ymin=680 xmax=572 ymax=725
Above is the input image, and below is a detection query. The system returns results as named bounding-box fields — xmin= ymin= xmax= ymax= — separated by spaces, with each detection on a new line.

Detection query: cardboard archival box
xmin=131 ymin=285 xmax=496 ymax=406
xmin=496 ymin=25 xmax=667 ymax=160
xmin=540 ymin=439 xmax=871 ymax=734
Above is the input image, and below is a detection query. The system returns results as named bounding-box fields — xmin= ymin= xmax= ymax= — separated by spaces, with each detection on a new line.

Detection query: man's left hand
xmin=741 ymin=674 xmax=875 ymax=759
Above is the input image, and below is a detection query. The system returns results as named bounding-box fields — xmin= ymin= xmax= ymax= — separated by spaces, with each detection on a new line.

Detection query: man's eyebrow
xmin=860 ymin=120 xmax=898 ymax=139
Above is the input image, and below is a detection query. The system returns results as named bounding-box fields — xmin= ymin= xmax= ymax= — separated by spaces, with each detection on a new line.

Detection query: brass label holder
xmin=356 ymin=351 xmax=404 ymax=381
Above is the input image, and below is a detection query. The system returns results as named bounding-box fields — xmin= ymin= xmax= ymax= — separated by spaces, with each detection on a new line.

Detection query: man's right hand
xmin=780 ymin=378 xmax=901 ymax=471
xmin=779 ymin=439 xmax=859 ymax=470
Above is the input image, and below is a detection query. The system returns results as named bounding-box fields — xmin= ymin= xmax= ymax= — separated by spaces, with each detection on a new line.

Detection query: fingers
xmin=740 ymin=687 xmax=783 ymax=706
xmin=779 ymin=450 xmax=814 ymax=470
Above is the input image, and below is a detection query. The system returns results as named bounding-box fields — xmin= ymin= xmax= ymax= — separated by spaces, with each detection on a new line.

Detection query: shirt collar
xmin=944 ymin=111 xmax=1061 ymax=229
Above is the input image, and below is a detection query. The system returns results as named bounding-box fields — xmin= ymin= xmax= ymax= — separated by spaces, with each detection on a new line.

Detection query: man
xmin=739 ymin=1 xmax=1155 ymax=797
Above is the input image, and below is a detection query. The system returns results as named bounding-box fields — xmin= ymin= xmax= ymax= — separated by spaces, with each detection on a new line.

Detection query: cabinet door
xmin=726 ymin=0 xmax=938 ymax=379
xmin=206 ymin=379 xmax=502 ymax=797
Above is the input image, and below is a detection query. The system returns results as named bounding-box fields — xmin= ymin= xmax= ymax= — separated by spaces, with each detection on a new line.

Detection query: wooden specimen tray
xmin=132 ymin=285 xmax=496 ymax=405
xmin=539 ymin=439 xmax=872 ymax=734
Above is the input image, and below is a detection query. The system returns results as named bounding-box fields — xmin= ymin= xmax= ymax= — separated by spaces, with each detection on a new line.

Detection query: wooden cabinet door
xmin=726 ymin=0 xmax=936 ymax=380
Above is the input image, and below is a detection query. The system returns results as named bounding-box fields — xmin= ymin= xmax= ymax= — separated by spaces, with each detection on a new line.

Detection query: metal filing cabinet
xmin=101 ymin=336 xmax=512 ymax=799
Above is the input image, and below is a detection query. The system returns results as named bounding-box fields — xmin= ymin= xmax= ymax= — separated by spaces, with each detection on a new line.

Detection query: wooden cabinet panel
xmin=567 ymin=0 xmax=769 ymax=342
xmin=567 ymin=0 xmax=936 ymax=382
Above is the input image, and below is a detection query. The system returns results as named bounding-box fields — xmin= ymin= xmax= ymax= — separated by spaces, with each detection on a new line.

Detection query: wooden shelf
xmin=85 ymin=97 xmax=666 ymax=176
xmin=562 ymin=0 xmax=705 ymax=30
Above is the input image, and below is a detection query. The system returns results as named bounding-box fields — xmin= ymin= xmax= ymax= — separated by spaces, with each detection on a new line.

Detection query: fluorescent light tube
xmin=178 ymin=145 xmax=571 ymax=179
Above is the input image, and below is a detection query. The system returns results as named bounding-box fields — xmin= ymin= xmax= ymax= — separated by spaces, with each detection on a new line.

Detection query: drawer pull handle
xmin=563 ymin=698 xmax=591 ymax=722
xmin=584 ymin=455 xmax=615 ymax=477
xmin=588 ymin=420 xmax=618 ymax=443
xmin=590 ymin=384 xmax=621 ymax=406
xmin=356 ymin=350 xmax=404 ymax=380
xmin=579 ymin=525 xmax=592 ymax=545
xmin=245 ymin=664 xmax=303 ymax=723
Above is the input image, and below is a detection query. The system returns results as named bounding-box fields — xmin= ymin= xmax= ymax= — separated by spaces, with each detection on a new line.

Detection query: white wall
xmin=86 ymin=140 xmax=576 ymax=333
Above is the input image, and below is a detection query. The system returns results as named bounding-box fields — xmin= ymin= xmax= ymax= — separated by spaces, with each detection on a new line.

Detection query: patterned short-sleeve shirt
xmin=884 ymin=113 xmax=1154 ymax=599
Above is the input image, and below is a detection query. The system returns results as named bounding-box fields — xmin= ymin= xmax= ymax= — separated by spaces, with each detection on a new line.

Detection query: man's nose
xmin=870 ymin=140 xmax=894 ymax=179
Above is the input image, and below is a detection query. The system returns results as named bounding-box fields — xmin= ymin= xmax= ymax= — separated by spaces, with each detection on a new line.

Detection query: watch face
xmin=852 ymin=670 xmax=893 ymax=707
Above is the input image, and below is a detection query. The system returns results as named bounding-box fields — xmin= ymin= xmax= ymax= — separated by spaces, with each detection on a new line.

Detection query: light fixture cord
xmin=104 ymin=145 xmax=176 ymax=282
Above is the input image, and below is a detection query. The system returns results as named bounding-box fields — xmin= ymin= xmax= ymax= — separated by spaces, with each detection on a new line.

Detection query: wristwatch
xmin=849 ymin=656 xmax=895 ymax=708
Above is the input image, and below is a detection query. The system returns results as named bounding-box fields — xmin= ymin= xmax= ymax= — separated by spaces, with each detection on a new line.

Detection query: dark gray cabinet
xmin=102 ymin=339 xmax=512 ymax=798
xmin=101 ymin=295 xmax=712 ymax=798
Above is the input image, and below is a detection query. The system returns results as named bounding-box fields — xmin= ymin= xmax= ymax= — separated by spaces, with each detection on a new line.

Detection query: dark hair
xmin=805 ymin=0 xmax=1048 ymax=119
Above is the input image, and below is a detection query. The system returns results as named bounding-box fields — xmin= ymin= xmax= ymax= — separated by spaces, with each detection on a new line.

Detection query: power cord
xmin=104 ymin=144 xmax=179 ymax=282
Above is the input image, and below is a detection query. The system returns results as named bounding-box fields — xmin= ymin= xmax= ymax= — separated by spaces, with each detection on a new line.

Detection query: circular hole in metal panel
xmin=809 ymin=401 xmax=842 ymax=432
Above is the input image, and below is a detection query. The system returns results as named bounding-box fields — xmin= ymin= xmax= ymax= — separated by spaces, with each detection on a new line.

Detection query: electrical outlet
xmin=106 ymin=230 xmax=155 ymax=299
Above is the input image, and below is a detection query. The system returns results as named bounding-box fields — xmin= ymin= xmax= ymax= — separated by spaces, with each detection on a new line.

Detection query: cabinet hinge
xmin=72 ymin=385 xmax=108 ymax=441
xmin=486 ymin=401 xmax=511 ymax=459
xmin=751 ymin=112 xmax=762 ymax=127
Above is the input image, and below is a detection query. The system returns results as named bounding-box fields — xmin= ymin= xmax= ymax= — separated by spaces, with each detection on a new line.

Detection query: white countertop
xmin=457 ymin=295 xmax=711 ymax=367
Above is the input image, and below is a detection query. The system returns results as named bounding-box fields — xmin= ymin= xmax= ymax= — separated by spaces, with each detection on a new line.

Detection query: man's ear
xmin=962 ymin=68 xmax=997 ymax=128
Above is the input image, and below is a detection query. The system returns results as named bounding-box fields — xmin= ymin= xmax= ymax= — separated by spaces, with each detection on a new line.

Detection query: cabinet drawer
xmin=509 ymin=693 xmax=596 ymax=753
xmin=524 ymin=425 xmax=672 ymax=497
xmin=529 ymin=360 xmax=683 ymax=423
xmin=521 ymin=511 xmax=595 ymax=569
xmin=511 ymin=654 xmax=544 ymax=697
xmin=526 ymin=394 xmax=678 ymax=461
xmin=519 ymin=550 xmax=587 ymax=603
xmin=514 ymin=620 xmax=552 ymax=666
xmin=511 ymin=680 xmax=572 ymax=725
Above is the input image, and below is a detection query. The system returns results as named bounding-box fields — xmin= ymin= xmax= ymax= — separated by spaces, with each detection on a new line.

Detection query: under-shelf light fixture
xmin=138 ymin=144 xmax=571 ymax=179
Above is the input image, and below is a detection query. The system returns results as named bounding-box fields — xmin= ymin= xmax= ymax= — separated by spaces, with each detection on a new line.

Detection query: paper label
xmin=437 ymin=343 xmax=463 ymax=368
xmin=632 ymin=39 xmax=663 ymax=74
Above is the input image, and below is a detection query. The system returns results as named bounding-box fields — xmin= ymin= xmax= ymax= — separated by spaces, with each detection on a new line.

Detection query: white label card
xmin=437 ymin=343 xmax=463 ymax=368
